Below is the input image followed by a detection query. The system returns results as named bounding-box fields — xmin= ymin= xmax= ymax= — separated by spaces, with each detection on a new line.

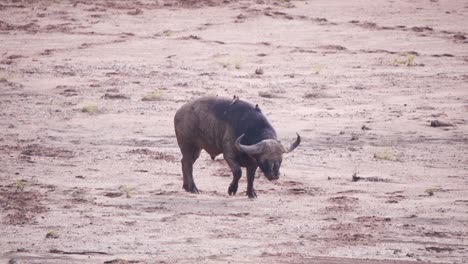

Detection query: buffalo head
xmin=234 ymin=133 xmax=301 ymax=180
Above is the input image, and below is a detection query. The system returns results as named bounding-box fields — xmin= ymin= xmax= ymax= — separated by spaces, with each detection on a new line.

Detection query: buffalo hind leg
xmin=246 ymin=166 xmax=258 ymax=199
xmin=181 ymin=146 xmax=201 ymax=194
xmin=225 ymin=158 xmax=242 ymax=196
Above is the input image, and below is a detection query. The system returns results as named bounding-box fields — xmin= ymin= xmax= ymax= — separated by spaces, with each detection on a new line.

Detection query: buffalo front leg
xmin=246 ymin=166 xmax=258 ymax=199
xmin=181 ymin=147 xmax=201 ymax=194
xmin=225 ymin=158 xmax=242 ymax=196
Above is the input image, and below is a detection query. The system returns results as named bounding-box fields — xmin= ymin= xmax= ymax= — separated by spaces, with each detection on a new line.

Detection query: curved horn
xmin=284 ymin=133 xmax=301 ymax=153
xmin=235 ymin=134 xmax=264 ymax=155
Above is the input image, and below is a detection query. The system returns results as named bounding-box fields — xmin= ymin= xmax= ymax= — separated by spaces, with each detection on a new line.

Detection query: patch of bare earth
xmin=1 ymin=0 xmax=467 ymax=263
xmin=0 ymin=186 xmax=47 ymax=225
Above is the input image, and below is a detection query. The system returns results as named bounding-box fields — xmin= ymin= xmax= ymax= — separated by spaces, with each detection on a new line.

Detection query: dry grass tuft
xmin=142 ymin=90 xmax=164 ymax=101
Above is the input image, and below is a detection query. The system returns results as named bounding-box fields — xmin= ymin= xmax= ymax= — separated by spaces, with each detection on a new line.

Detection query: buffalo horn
xmin=284 ymin=133 xmax=301 ymax=153
xmin=235 ymin=134 xmax=264 ymax=155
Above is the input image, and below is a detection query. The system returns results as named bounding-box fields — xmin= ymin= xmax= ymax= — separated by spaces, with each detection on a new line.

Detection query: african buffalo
xmin=174 ymin=96 xmax=300 ymax=198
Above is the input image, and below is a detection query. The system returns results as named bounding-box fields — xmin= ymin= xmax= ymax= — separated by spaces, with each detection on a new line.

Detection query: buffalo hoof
xmin=228 ymin=183 xmax=238 ymax=196
xmin=247 ymin=190 xmax=257 ymax=199
xmin=183 ymin=184 xmax=199 ymax=194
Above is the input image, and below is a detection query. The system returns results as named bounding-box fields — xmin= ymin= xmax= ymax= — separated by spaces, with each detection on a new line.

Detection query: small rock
xmin=9 ymin=259 xmax=20 ymax=264
xmin=430 ymin=120 xmax=453 ymax=127
xmin=255 ymin=68 xmax=264 ymax=75
xmin=46 ymin=231 xmax=59 ymax=239
xmin=454 ymin=34 xmax=466 ymax=40
xmin=102 ymin=93 xmax=129 ymax=100
xmin=104 ymin=192 xmax=123 ymax=198
xmin=127 ymin=9 xmax=142 ymax=16
xmin=237 ymin=14 xmax=247 ymax=19
xmin=351 ymin=173 xmax=360 ymax=182
xmin=188 ymin=35 xmax=200 ymax=40
xmin=104 ymin=259 xmax=136 ymax=264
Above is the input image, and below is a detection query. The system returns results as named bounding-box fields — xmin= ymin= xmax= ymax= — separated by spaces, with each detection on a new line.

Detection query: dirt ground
xmin=1 ymin=0 xmax=467 ymax=263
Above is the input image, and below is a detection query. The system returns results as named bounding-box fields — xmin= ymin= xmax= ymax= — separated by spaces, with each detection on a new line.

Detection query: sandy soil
xmin=1 ymin=0 xmax=467 ymax=263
